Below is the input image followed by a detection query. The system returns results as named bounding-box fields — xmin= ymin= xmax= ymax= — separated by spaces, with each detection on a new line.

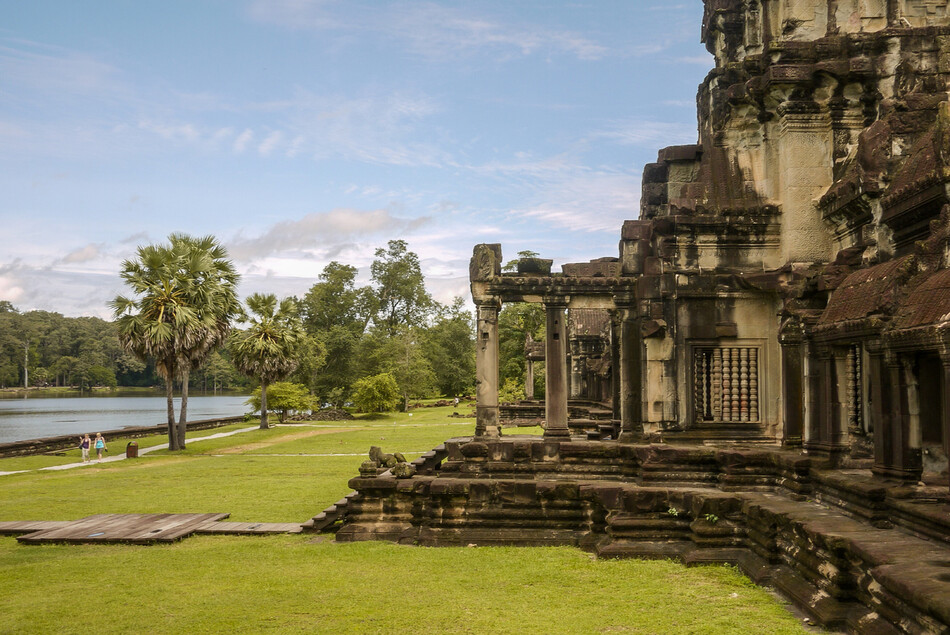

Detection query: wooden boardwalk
xmin=0 ymin=513 xmax=302 ymax=544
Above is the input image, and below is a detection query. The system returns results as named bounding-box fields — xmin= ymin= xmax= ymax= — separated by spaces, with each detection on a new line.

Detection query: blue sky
xmin=0 ymin=1 xmax=712 ymax=318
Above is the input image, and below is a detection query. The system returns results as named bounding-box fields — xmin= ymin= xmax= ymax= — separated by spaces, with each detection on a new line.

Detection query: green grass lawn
xmin=0 ymin=422 xmax=255 ymax=472
xmin=0 ymin=406 xmax=809 ymax=634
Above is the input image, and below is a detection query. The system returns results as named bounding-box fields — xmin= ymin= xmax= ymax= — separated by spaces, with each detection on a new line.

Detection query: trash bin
xmin=126 ymin=441 xmax=138 ymax=458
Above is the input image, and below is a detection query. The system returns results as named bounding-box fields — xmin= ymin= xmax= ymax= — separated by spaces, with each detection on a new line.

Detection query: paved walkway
xmin=0 ymin=426 xmax=259 ymax=477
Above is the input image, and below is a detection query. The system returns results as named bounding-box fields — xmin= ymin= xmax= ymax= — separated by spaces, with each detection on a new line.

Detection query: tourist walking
xmin=94 ymin=433 xmax=107 ymax=462
xmin=79 ymin=434 xmax=91 ymax=463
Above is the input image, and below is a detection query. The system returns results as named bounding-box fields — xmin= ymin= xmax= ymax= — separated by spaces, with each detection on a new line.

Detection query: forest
xmin=0 ymin=240 xmax=543 ymax=407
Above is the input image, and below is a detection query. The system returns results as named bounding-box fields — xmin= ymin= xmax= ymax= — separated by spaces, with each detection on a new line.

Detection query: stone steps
xmin=301 ymin=492 xmax=361 ymax=533
xmin=595 ymin=488 xmax=950 ymax=634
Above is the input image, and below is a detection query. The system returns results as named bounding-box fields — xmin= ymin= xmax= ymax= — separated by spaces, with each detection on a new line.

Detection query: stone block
xmin=658 ymin=144 xmax=702 ymax=162
xmin=516 ymin=258 xmax=553 ymax=275
xmin=621 ymin=220 xmax=652 ymax=240
xmin=642 ymin=162 xmax=669 ymax=183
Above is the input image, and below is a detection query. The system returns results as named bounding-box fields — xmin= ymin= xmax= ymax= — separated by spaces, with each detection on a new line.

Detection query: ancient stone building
xmin=326 ymin=2 xmax=950 ymax=632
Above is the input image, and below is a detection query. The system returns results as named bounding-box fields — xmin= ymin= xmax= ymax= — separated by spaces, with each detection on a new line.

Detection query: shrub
xmin=351 ymin=373 xmax=401 ymax=413
xmin=246 ymin=382 xmax=314 ymax=423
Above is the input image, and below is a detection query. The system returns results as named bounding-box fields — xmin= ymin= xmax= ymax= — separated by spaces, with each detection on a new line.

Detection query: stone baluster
xmin=712 ymin=348 xmax=722 ymax=422
xmin=703 ymin=352 xmax=710 ymax=419
xmin=731 ymin=348 xmax=741 ymax=421
xmin=740 ymin=348 xmax=749 ymax=422
xmin=721 ymin=348 xmax=732 ymax=421
xmin=693 ymin=350 xmax=702 ymax=419
xmin=846 ymin=346 xmax=858 ymax=434
xmin=749 ymin=348 xmax=759 ymax=422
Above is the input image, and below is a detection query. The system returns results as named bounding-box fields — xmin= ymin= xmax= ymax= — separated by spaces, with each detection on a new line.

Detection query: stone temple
xmin=323 ymin=2 xmax=950 ymax=632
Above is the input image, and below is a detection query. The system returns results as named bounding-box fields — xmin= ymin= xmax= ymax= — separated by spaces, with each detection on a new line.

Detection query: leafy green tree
xmin=230 ymin=294 xmax=304 ymax=429
xmin=498 ymin=377 xmax=525 ymax=404
xmin=360 ymin=326 xmax=437 ymax=411
xmin=423 ymin=298 xmax=475 ymax=398
xmin=85 ymin=365 xmax=117 ymax=388
xmin=311 ymin=325 xmax=360 ymax=406
xmin=30 ymin=366 xmax=50 ymax=387
xmin=193 ymin=350 xmax=242 ymax=393
xmin=246 ymin=381 xmax=313 ymax=423
xmin=111 ymin=233 xmax=241 ymax=450
xmin=298 ymin=261 xmax=374 ymax=404
xmin=351 ymin=372 xmax=400 ymax=413
xmin=371 ymin=240 xmax=432 ymax=335
xmin=289 ymin=333 xmax=328 ymax=395
xmin=299 ymin=261 xmax=375 ymax=334
xmin=498 ymin=303 xmax=545 ymax=398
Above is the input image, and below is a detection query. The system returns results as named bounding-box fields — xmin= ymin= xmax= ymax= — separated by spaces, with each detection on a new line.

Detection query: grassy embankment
xmin=0 ymin=406 xmax=807 ymax=634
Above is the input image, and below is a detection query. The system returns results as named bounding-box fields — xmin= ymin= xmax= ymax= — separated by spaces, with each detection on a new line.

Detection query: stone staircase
xmin=301 ymin=492 xmax=361 ymax=533
xmin=655 ymin=423 xmax=776 ymax=445
xmin=336 ymin=437 xmax=950 ymax=632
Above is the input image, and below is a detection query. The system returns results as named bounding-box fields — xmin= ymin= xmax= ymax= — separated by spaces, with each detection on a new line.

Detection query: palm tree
xmin=230 ymin=294 xmax=304 ymax=429
xmin=111 ymin=234 xmax=240 ymax=450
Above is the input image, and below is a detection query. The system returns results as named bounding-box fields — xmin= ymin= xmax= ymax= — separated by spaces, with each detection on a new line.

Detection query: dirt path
xmin=213 ymin=427 xmax=365 ymax=454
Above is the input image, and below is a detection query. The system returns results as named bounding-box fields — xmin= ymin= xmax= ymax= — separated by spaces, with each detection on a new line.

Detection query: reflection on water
xmin=0 ymin=393 xmax=251 ymax=444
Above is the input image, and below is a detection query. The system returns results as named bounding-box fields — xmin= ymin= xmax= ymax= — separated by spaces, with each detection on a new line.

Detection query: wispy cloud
xmin=58 ymin=243 xmax=105 ymax=265
xmin=593 ymin=118 xmax=697 ymax=148
xmin=0 ymin=40 xmax=123 ymax=101
xmin=233 ymin=128 xmax=253 ymax=153
xmin=227 ymin=208 xmax=432 ymax=261
xmin=246 ymin=0 xmax=608 ymax=61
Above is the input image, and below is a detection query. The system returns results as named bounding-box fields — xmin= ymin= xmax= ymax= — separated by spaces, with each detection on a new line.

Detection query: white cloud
xmin=233 ymin=128 xmax=254 ymax=153
xmin=59 ymin=243 xmax=104 ymax=264
xmin=227 ymin=208 xmax=432 ymax=261
xmin=508 ymin=170 xmax=642 ymax=234
xmin=246 ymin=0 xmax=608 ymax=61
xmin=258 ymin=130 xmax=283 ymax=156
xmin=593 ymin=118 xmax=698 ymax=148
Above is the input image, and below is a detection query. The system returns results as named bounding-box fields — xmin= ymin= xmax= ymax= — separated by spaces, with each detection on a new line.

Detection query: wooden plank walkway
xmin=0 ymin=520 xmax=72 ymax=535
xmin=195 ymin=521 xmax=303 ymax=535
xmin=1 ymin=513 xmax=305 ymax=544
xmin=16 ymin=513 xmax=231 ymax=544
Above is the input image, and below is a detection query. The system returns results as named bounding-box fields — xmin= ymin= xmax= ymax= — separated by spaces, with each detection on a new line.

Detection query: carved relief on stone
xmin=902 ymin=0 xmax=949 ymax=25
xmin=470 ymin=243 xmax=502 ymax=282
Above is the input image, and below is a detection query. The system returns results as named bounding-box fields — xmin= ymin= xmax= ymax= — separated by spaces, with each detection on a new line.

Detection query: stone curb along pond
xmin=0 ymin=415 xmax=248 ymax=458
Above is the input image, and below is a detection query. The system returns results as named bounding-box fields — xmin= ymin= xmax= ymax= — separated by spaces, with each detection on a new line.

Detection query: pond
xmin=0 ymin=393 xmax=251 ymax=444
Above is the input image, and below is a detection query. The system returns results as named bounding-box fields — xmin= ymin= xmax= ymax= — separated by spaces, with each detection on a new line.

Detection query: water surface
xmin=0 ymin=393 xmax=250 ymax=444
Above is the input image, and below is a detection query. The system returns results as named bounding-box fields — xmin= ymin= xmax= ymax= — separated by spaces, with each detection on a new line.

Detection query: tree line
xmin=0 ymin=235 xmax=477 ymax=450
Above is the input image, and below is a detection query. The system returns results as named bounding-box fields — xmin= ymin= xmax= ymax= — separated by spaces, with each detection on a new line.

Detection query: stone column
xmin=525 ymin=359 xmax=535 ymax=400
xmin=543 ymin=299 xmax=570 ymax=438
xmin=875 ymin=354 xmax=922 ymax=482
xmin=803 ymin=342 xmax=821 ymax=449
xmin=474 ymin=299 xmax=501 ymax=438
xmin=829 ymin=348 xmax=849 ymax=452
xmin=941 ymin=354 xmax=950 ymax=499
xmin=610 ymin=312 xmax=622 ymax=421
xmin=780 ymin=331 xmax=804 ymax=447
xmin=869 ymin=348 xmax=891 ymax=476
xmin=777 ymin=102 xmax=834 ymax=264
xmin=617 ymin=306 xmax=642 ymax=442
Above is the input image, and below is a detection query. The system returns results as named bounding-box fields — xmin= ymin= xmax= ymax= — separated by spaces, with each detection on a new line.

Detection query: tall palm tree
xmin=230 ymin=294 xmax=304 ymax=429
xmin=111 ymin=234 xmax=240 ymax=450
